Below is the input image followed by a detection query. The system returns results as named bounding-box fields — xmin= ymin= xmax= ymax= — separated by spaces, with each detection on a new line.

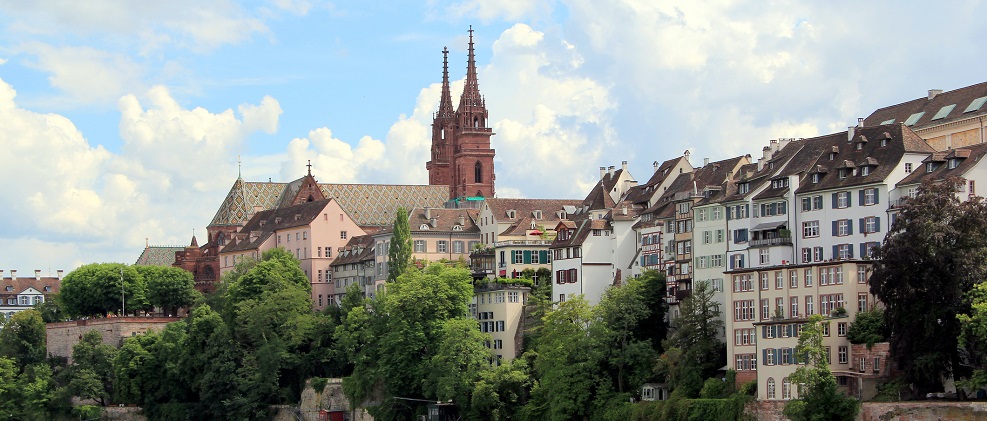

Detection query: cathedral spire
xmin=437 ymin=47 xmax=454 ymax=118
xmin=457 ymin=25 xmax=484 ymax=114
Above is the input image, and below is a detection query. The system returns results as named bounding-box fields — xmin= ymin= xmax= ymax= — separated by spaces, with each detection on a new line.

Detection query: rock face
xmin=272 ymin=378 xmax=374 ymax=421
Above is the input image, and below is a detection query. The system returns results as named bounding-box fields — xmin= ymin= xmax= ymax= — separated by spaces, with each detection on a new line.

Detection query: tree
xmin=633 ymin=270 xmax=669 ymax=352
xmin=67 ymin=330 xmax=118 ymax=406
xmin=596 ymin=276 xmax=657 ymax=394
xmin=471 ymin=357 xmax=532 ymax=421
xmin=35 ymin=298 xmax=68 ymax=323
xmin=0 ymin=309 xmax=47 ymax=367
xmin=0 ymin=357 xmax=18 ymax=418
xmin=428 ymin=317 xmax=492 ymax=414
xmin=137 ymin=265 xmax=200 ymax=316
xmin=869 ymin=178 xmax=987 ymax=393
xmin=957 ymin=282 xmax=987 ymax=390
xmin=225 ymin=248 xmax=308 ymax=316
xmin=661 ymin=280 xmax=724 ymax=397
xmin=846 ymin=308 xmax=889 ymax=348
xmin=60 ymin=263 xmax=147 ymax=318
xmin=529 ymin=296 xmax=601 ymax=421
xmin=387 ymin=207 xmax=412 ymax=282
xmin=783 ymin=314 xmax=859 ymax=421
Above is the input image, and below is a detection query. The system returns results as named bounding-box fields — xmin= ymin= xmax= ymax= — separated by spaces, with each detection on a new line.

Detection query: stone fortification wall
xmin=46 ymin=317 xmax=181 ymax=361
xmin=748 ymin=400 xmax=987 ymax=420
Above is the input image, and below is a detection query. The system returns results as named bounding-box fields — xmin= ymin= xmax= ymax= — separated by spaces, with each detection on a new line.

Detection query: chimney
xmin=600 ymin=167 xmax=606 ymax=179
xmin=703 ymin=157 xmax=710 ymax=167
xmin=35 ymin=270 xmax=41 ymax=280
xmin=928 ymin=89 xmax=942 ymax=100
xmin=457 ymin=215 xmax=465 ymax=226
xmin=10 ymin=270 xmax=16 ymax=280
xmin=848 ymin=126 xmax=855 ymax=142
xmin=857 ymin=117 xmax=864 ymax=127
xmin=0 ymin=270 xmax=4 ymax=279
xmin=621 ymin=206 xmax=628 ymax=216
xmin=653 ymin=161 xmax=660 ymax=172
xmin=683 ymin=149 xmax=691 ymax=163
xmin=621 ymin=161 xmax=628 ymax=172
xmin=57 ymin=270 xmax=64 ymax=280
xmin=430 ymin=217 xmax=438 ymax=228
xmin=424 ymin=207 xmax=431 ymax=219
xmin=608 ymin=165 xmax=615 ymax=176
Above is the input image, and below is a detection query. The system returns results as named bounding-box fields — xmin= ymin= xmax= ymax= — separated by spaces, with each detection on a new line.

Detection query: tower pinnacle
xmin=438 ymin=47 xmax=454 ymax=118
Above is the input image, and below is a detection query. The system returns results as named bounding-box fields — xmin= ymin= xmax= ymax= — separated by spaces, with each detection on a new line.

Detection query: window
xmin=559 ymin=294 xmax=565 ymax=303
xmin=678 ymin=202 xmax=691 ymax=214
xmin=839 ymin=346 xmax=848 ymax=364
xmin=710 ymin=255 xmax=723 ymax=267
xmin=514 ymin=250 xmax=523 ymax=264
xmin=761 ymin=273 xmax=770 ymax=290
xmin=760 ymin=249 xmax=770 ymax=265
xmin=813 ymin=247 xmax=823 ymax=262
xmin=761 ymin=299 xmax=770 ymax=319
xmin=836 ymin=191 xmax=850 ymax=208
xmin=734 ymin=300 xmax=755 ymax=321
xmin=437 ymin=241 xmax=448 ymax=253
xmin=340 ymin=231 xmax=347 ymax=240
xmin=802 ymin=247 xmax=811 ymax=263
xmin=508 ymin=291 xmax=519 ymax=303
xmin=836 ymin=219 xmax=850 ymax=236
xmin=863 ymin=216 xmax=880 ymax=234
xmin=857 ymin=265 xmax=868 ymax=284
xmin=775 ymin=271 xmax=783 ymax=289
xmin=838 ymin=322 xmax=848 ymax=336
xmin=733 ymin=229 xmax=748 ymax=243
xmin=790 ymin=271 xmax=798 ymax=288
xmin=804 ymin=268 xmax=813 ymax=286
xmin=803 ymin=221 xmax=819 ymax=238
xmin=904 ymin=162 xmax=913 ymax=173
xmin=414 ymin=240 xmax=426 ymax=252
xmin=767 ymin=378 xmax=776 ymax=399
xmin=805 ymin=296 xmax=814 ymax=315
xmin=858 ymin=293 xmax=869 ymax=312
xmin=738 ymin=183 xmax=750 ymax=194
xmin=863 ymin=188 xmax=878 ymax=205
xmin=790 ymin=297 xmax=799 ymax=317
xmin=453 ymin=241 xmax=464 ymax=254
xmin=837 ymin=244 xmax=852 ymax=260
xmin=782 ymin=378 xmax=792 ymax=400
xmin=776 ymin=298 xmax=785 ymax=318
xmin=874 ymin=357 xmax=881 ymax=373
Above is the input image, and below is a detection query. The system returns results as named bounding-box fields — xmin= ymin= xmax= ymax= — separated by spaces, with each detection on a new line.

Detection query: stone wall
xmin=271 ymin=378 xmax=374 ymax=421
xmin=101 ymin=406 xmax=147 ymax=421
xmin=747 ymin=400 xmax=987 ymax=420
xmin=46 ymin=317 xmax=181 ymax=361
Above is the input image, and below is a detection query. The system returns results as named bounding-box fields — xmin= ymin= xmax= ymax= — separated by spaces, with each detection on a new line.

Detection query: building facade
xmin=1 ymin=270 xmax=61 ymax=319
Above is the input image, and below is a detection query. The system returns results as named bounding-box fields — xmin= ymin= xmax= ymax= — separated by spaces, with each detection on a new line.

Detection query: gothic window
xmin=475 ymin=162 xmax=483 ymax=183
xmin=474 ymin=117 xmax=479 ymax=127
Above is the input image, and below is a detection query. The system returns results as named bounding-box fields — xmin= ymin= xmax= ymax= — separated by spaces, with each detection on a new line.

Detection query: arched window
xmin=475 ymin=161 xmax=483 ymax=183
xmin=767 ymin=377 xmax=776 ymax=399
xmin=474 ymin=117 xmax=479 ymax=127
xmin=218 ymin=232 xmax=226 ymax=246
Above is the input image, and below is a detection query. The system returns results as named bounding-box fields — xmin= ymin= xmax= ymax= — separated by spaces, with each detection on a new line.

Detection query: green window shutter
xmin=539 ymin=250 xmax=548 ymax=263
xmin=523 ymin=250 xmax=532 ymax=264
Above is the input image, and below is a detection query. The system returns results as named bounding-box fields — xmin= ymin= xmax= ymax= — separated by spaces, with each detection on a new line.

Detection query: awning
xmin=529 ymin=230 xmax=543 ymax=235
xmin=751 ymin=221 xmax=787 ymax=231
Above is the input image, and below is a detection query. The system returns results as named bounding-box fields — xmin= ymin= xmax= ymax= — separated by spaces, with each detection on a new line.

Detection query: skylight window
xmin=932 ymin=104 xmax=956 ymax=120
xmin=904 ymin=112 xmax=925 ymax=126
xmin=965 ymin=96 xmax=987 ymax=113
xmin=880 ymin=119 xmax=895 ymax=125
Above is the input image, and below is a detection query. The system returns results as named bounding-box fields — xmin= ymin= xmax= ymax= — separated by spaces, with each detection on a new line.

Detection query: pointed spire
xmin=190 ymin=230 xmax=198 ymax=248
xmin=237 ymin=155 xmax=242 ymax=179
xmin=437 ymin=47 xmax=454 ymax=118
xmin=458 ymin=25 xmax=484 ymax=113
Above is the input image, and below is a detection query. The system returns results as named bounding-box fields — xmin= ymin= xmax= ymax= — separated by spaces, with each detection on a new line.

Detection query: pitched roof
xmin=408 ymin=208 xmax=480 ymax=233
xmin=863 ymin=81 xmax=987 ymax=130
xmin=897 ymin=142 xmax=987 ymax=187
xmin=484 ymin=198 xmax=582 ymax=224
xmin=551 ymin=218 xmax=611 ymax=248
xmin=134 ymin=246 xmax=183 ymax=266
xmin=581 ymin=180 xmax=618 ymax=210
xmin=331 ymin=235 xmax=376 ymax=267
xmin=209 ymin=176 xmax=449 ymax=228
xmin=1 ymin=275 xmax=60 ymax=298
xmin=220 ymin=199 xmax=334 ymax=253
xmin=797 ymin=124 xmax=934 ymax=194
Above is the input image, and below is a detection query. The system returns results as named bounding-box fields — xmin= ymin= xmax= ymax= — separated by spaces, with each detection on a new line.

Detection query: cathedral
xmin=426 ymin=27 xmax=497 ymax=200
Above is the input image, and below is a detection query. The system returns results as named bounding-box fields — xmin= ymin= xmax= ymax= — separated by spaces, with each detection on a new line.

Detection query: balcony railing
xmin=495 ymin=240 xmax=554 ymax=247
xmin=750 ymin=237 xmax=793 ymax=247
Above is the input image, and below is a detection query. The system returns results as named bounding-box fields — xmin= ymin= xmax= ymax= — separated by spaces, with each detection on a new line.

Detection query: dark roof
xmin=581 ymin=180 xmax=617 ymax=211
xmin=221 ymin=199 xmax=334 ymax=253
xmin=863 ymin=81 xmax=987 ymax=130
xmin=796 ymin=124 xmax=934 ymax=194
xmin=331 ymin=235 xmax=376 ymax=267
xmin=484 ymin=198 xmax=582 ymax=224
xmin=897 ymin=142 xmax=987 ymax=187
xmin=626 ymin=157 xmax=690 ymax=205
xmin=406 ymin=208 xmax=480 ymax=233
xmin=551 ymin=218 xmax=611 ymax=248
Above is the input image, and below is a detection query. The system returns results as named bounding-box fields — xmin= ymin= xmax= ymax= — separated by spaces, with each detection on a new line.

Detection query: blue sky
xmin=1 ymin=0 xmax=986 ymax=272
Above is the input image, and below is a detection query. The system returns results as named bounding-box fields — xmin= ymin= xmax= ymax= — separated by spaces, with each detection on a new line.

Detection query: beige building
xmin=475 ymin=198 xmax=582 ymax=281
xmin=726 ymin=260 xmax=875 ymax=399
xmin=471 ymin=282 xmax=530 ymax=364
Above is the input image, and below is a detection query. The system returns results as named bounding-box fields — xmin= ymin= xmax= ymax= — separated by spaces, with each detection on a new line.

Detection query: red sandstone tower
xmin=426 ymin=27 xmax=496 ymax=199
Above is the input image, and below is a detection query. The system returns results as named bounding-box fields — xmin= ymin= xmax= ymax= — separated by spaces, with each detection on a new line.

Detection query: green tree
xmin=661 ymin=280 xmax=724 ymax=397
xmin=67 ymin=330 xmax=117 ymax=406
xmin=183 ymin=304 xmax=239 ymax=418
xmin=957 ymin=282 xmax=987 ymax=390
xmin=60 ymin=263 xmax=147 ymax=318
xmin=428 ymin=317 xmax=492 ymax=414
xmin=387 ymin=207 xmax=412 ymax=282
xmin=869 ymin=178 xmax=987 ymax=393
xmin=783 ymin=314 xmax=860 ymax=421
xmin=35 ymin=298 xmax=68 ymax=323
xmin=137 ymin=265 xmax=200 ymax=316
xmin=470 ymin=357 xmax=532 ymax=421
xmin=846 ymin=308 xmax=889 ymax=348
xmin=596 ymin=277 xmax=656 ymax=394
xmin=225 ymin=248 xmax=308 ymax=316
xmin=529 ymin=296 xmax=601 ymax=421
xmin=0 ymin=309 xmax=47 ymax=367
xmin=0 ymin=357 xmax=18 ymax=418
xmin=633 ymin=270 xmax=669 ymax=351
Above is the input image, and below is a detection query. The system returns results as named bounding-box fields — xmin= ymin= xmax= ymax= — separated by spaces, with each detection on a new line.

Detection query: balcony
xmin=495 ymin=240 xmax=554 ymax=247
xmin=749 ymin=237 xmax=793 ymax=247
xmin=675 ymin=289 xmax=693 ymax=302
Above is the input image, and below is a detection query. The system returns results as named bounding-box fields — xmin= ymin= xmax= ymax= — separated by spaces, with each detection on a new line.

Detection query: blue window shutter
xmin=781 ymin=201 xmax=787 ymax=214
xmin=875 ymin=217 xmax=881 ymax=232
xmin=874 ymin=189 xmax=880 ymax=204
xmin=832 ymin=220 xmax=838 ymax=236
xmin=859 ymin=189 xmax=865 ymax=204
xmin=762 ymin=327 xmax=767 ymax=338
xmin=860 ymin=243 xmax=866 ymax=257
xmin=740 ymin=255 xmax=745 ymax=268
xmin=859 ymin=218 xmax=865 ymax=234
xmin=763 ymin=349 xmax=768 ymax=362
xmin=832 ymin=193 xmax=838 ymax=208
xmin=849 ymin=244 xmax=854 ymax=259
xmin=848 ymin=221 xmax=853 ymax=235
xmin=832 ymin=245 xmax=838 ymax=259
xmin=848 ymin=192 xmax=853 ymax=207
xmin=730 ymin=256 xmax=735 ymax=269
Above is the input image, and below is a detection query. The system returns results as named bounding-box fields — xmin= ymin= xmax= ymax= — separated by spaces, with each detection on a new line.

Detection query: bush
xmin=629 ymin=401 xmax=664 ymax=421
xmin=700 ymin=378 xmax=730 ymax=399
xmin=738 ymin=379 xmax=757 ymax=396
xmin=311 ymin=377 xmax=329 ymax=393
xmin=847 ymin=308 xmax=889 ymax=348
xmin=72 ymin=405 xmax=102 ymax=420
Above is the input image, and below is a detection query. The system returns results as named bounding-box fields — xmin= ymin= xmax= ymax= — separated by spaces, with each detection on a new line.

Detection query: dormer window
xmin=507 ymin=210 xmax=517 ymax=219
xmin=44 ymin=286 xmax=51 ymax=292
xmin=768 ymin=162 xmax=775 ymax=170
xmin=948 ymin=159 xmax=959 ymax=169
xmin=453 ymin=225 xmax=463 ymax=231
xmin=559 ymin=211 xmax=567 ymax=220
xmin=856 ymin=142 xmax=863 ymax=150
xmin=811 ymin=173 xmax=821 ymax=184
xmin=771 ymin=178 xmax=788 ymax=189
xmin=880 ymin=139 xmax=888 ymax=147
xmin=927 ymin=162 xmax=936 ymax=173
xmin=738 ymin=183 xmax=750 ymax=194
xmin=259 ymin=220 xmax=266 ymax=227
xmin=829 ymin=153 xmax=836 ymax=161
xmin=275 ymin=217 xmax=282 ymax=224
xmin=4 ymin=286 xmax=12 ymax=292
xmin=420 ymin=224 xmax=430 ymax=230
xmin=838 ymin=169 xmax=848 ymax=179
xmin=860 ymin=166 xmax=871 ymax=176
xmin=533 ymin=210 xmax=543 ymax=220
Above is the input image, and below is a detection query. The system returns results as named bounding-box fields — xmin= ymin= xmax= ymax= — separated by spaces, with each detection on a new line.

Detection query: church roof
xmin=209 ymin=176 xmax=450 ymax=229
xmin=134 ymin=246 xmax=183 ymax=266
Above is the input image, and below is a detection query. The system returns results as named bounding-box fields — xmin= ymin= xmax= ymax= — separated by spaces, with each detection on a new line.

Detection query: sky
xmin=1 ymin=1 xmax=986 ymax=274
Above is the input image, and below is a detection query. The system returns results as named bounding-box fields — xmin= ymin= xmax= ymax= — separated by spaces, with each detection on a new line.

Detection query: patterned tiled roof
xmin=209 ymin=176 xmax=450 ymax=229
xmin=134 ymin=246 xmax=184 ymax=266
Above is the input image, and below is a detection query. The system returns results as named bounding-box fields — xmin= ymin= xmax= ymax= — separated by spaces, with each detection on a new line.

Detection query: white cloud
xmin=441 ymin=0 xmax=553 ymax=22
xmin=21 ymin=43 xmax=145 ymax=105
xmin=0 ymin=76 xmax=281 ymax=270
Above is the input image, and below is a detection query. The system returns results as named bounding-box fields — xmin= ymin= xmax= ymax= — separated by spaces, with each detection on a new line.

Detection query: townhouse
xmin=1 ymin=270 xmax=61 ymax=319
xmin=628 ymin=156 xmax=694 ymax=279
xmin=329 ymin=235 xmax=376 ymax=305
xmin=472 ymin=282 xmax=530 ymax=364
